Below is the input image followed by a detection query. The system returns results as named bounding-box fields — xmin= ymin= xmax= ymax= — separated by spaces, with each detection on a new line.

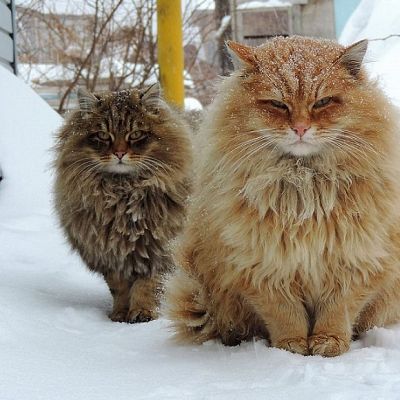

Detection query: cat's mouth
xmin=282 ymin=138 xmax=321 ymax=157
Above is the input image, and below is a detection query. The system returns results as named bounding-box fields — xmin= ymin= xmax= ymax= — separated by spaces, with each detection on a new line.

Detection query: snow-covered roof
xmin=237 ymin=0 xmax=292 ymax=10
xmin=184 ymin=0 xmax=292 ymax=10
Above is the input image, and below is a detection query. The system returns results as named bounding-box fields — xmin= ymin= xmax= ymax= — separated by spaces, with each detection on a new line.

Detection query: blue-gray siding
xmin=0 ymin=0 xmax=17 ymax=74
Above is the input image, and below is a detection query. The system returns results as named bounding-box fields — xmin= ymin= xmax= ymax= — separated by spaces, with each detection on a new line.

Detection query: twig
xmin=369 ymin=34 xmax=400 ymax=42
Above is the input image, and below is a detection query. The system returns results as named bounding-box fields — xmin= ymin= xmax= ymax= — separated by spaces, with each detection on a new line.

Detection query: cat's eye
xmin=97 ymin=131 xmax=110 ymax=141
xmin=129 ymin=131 xmax=149 ymax=147
xmin=259 ymin=99 xmax=289 ymax=111
xmin=270 ymin=100 xmax=288 ymax=110
xmin=313 ymin=97 xmax=333 ymax=109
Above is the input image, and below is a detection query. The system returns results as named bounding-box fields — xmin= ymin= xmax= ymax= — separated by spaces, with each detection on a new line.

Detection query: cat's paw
xmin=108 ymin=309 xmax=129 ymax=323
xmin=127 ymin=308 xmax=158 ymax=323
xmin=274 ymin=337 xmax=309 ymax=355
xmin=308 ymin=334 xmax=349 ymax=357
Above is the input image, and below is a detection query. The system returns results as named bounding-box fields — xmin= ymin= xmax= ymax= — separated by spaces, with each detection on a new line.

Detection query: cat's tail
xmin=163 ymin=268 xmax=218 ymax=344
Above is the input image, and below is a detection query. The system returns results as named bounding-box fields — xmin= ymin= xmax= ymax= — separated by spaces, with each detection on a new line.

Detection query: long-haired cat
xmin=164 ymin=36 xmax=400 ymax=356
xmin=54 ymin=84 xmax=192 ymax=323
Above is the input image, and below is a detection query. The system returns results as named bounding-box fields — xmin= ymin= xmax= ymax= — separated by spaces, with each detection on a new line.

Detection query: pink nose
xmin=291 ymin=123 xmax=310 ymax=138
xmin=114 ymin=151 xmax=126 ymax=160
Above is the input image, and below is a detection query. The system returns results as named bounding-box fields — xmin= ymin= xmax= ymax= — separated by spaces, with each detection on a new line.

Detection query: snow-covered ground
xmin=3 ymin=1 xmax=400 ymax=398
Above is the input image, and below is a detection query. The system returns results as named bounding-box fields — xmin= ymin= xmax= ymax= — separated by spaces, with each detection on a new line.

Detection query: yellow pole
xmin=157 ymin=0 xmax=184 ymax=108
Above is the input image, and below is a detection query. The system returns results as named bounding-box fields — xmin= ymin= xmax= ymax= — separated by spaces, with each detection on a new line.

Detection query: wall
xmin=0 ymin=0 xmax=17 ymax=74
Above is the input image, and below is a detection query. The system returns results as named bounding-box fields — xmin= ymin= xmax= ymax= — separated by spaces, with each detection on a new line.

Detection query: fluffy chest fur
xmin=208 ymin=159 xmax=394 ymax=290
xmin=58 ymin=175 xmax=182 ymax=277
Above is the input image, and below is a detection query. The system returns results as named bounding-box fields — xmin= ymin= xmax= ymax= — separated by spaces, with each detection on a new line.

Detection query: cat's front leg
xmin=309 ymin=288 xmax=371 ymax=357
xmin=103 ymin=272 xmax=132 ymax=322
xmin=127 ymin=275 xmax=160 ymax=323
xmin=248 ymin=286 xmax=309 ymax=355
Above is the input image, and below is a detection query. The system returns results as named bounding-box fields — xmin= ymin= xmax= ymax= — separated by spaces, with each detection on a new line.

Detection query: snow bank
xmin=340 ymin=0 xmax=400 ymax=106
xmin=0 ymin=66 xmax=61 ymax=219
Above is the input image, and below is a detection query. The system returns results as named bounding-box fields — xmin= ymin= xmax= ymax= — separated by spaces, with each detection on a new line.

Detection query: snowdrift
xmin=340 ymin=0 xmax=400 ymax=107
xmin=0 ymin=66 xmax=61 ymax=218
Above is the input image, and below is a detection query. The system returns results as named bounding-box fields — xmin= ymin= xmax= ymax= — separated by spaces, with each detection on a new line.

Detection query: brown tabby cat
xmin=164 ymin=36 xmax=400 ymax=357
xmin=54 ymin=84 xmax=191 ymax=323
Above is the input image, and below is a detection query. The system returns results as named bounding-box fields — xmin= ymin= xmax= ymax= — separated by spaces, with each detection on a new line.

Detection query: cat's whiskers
xmin=63 ymin=161 xmax=98 ymax=183
xmin=318 ymin=130 xmax=380 ymax=161
xmin=62 ymin=158 xmax=95 ymax=176
xmin=133 ymin=156 xmax=172 ymax=173
xmin=329 ymin=129 xmax=381 ymax=155
xmin=124 ymin=155 xmax=173 ymax=178
xmin=229 ymin=137 xmax=279 ymax=172
xmin=213 ymin=135 xmax=271 ymax=173
xmin=142 ymin=156 xmax=173 ymax=173
xmin=66 ymin=161 xmax=102 ymax=189
xmin=319 ymin=136 xmax=377 ymax=168
xmin=233 ymin=143 xmax=279 ymax=174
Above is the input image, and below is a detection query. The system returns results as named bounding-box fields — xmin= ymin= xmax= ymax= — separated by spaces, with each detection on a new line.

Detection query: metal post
xmin=157 ymin=0 xmax=184 ymax=108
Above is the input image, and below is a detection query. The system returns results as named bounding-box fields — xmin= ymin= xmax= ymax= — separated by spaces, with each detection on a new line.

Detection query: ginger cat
xmin=164 ymin=36 xmax=400 ymax=357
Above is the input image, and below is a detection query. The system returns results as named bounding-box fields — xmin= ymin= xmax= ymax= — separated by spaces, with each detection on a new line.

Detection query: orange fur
xmin=164 ymin=36 xmax=400 ymax=356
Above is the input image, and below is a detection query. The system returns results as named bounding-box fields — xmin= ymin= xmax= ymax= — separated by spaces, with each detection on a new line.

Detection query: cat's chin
xmin=104 ymin=163 xmax=135 ymax=174
xmin=281 ymin=141 xmax=321 ymax=157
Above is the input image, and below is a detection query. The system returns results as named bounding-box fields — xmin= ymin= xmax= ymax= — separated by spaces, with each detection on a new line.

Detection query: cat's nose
xmin=114 ymin=151 xmax=126 ymax=160
xmin=291 ymin=123 xmax=310 ymax=138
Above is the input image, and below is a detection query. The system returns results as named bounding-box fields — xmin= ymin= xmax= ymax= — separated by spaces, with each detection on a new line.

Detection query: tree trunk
xmin=214 ymin=0 xmax=233 ymax=76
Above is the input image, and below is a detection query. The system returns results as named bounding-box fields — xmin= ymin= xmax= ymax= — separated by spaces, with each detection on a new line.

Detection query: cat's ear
xmin=340 ymin=39 xmax=368 ymax=77
xmin=77 ymin=87 xmax=98 ymax=112
xmin=140 ymin=82 xmax=161 ymax=102
xmin=226 ymin=40 xmax=258 ymax=70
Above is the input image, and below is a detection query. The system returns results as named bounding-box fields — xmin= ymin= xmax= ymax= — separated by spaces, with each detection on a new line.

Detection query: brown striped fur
xmin=164 ymin=37 xmax=400 ymax=356
xmin=54 ymin=85 xmax=192 ymax=323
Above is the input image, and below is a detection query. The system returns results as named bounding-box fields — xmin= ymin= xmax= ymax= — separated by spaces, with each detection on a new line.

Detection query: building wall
xmin=232 ymin=0 xmax=337 ymax=45
xmin=297 ymin=0 xmax=336 ymax=39
xmin=0 ymin=0 xmax=17 ymax=74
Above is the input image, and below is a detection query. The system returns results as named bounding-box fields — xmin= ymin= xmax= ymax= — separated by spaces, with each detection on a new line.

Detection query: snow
xmin=339 ymin=0 xmax=400 ymax=107
xmin=186 ymin=0 xmax=291 ymax=10
xmin=215 ymin=15 xmax=232 ymax=40
xmin=3 ymin=1 xmax=400 ymax=396
xmin=237 ymin=0 xmax=292 ymax=9
xmin=183 ymin=0 xmax=215 ymax=11
xmin=185 ymin=97 xmax=203 ymax=111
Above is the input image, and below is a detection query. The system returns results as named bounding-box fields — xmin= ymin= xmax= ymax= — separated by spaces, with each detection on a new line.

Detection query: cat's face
xmin=226 ymin=37 xmax=370 ymax=158
xmin=62 ymin=85 xmax=185 ymax=176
